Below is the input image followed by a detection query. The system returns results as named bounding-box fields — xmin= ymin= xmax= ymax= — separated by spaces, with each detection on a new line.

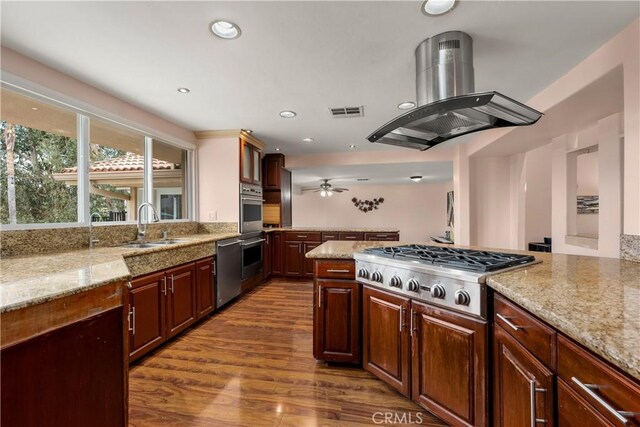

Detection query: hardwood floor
xmin=128 ymin=279 xmax=448 ymax=426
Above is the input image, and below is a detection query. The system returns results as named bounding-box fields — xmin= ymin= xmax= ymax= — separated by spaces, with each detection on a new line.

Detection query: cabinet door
xmin=313 ymin=279 xmax=361 ymax=363
xmin=129 ymin=272 xmax=166 ymax=362
xmin=195 ymin=258 xmax=215 ymax=319
xmin=284 ymin=242 xmax=303 ymax=276
xmin=252 ymin=148 xmax=261 ymax=185
xmin=363 ymin=286 xmax=411 ymax=397
xmin=302 ymin=242 xmax=320 ymax=278
xmin=272 ymin=232 xmax=283 ymax=275
xmin=494 ymin=324 xmax=555 ymax=427
xmin=412 ymin=300 xmax=488 ymax=427
xmin=263 ymin=233 xmax=273 ymax=279
xmin=240 ymin=140 xmax=252 ymax=183
xmin=263 ymin=154 xmax=283 ymax=189
xmin=558 ymin=379 xmax=614 ymax=427
xmin=166 ymin=263 xmax=197 ymax=338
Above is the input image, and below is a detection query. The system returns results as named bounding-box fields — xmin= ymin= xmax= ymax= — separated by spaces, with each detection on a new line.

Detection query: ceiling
xmin=1 ymin=1 xmax=638 ymax=159
xmin=293 ymin=161 xmax=453 ymax=188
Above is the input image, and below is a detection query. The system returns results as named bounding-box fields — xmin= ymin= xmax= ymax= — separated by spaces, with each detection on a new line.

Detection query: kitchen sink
xmin=149 ymin=239 xmax=189 ymax=245
xmin=121 ymin=242 xmax=157 ymax=249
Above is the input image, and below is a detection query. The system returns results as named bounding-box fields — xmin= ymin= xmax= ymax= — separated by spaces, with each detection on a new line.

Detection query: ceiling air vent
xmin=329 ymin=106 xmax=364 ymax=118
xmin=438 ymin=39 xmax=460 ymax=50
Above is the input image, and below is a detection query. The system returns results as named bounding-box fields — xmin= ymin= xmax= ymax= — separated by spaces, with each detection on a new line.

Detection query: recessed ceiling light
xmin=31 ymin=107 xmax=38 ymax=111
xmin=210 ymin=20 xmax=241 ymax=39
xmin=349 ymin=144 xmax=356 ymax=149
xmin=398 ymin=101 xmax=416 ymax=110
xmin=279 ymin=110 xmax=297 ymax=118
xmin=422 ymin=0 xmax=456 ymax=16
xmin=302 ymin=137 xmax=314 ymax=143
xmin=410 ymin=175 xmax=423 ymax=182
xmin=275 ymin=148 xmax=281 ymax=152
xmin=177 ymin=87 xmax=190 ymax=93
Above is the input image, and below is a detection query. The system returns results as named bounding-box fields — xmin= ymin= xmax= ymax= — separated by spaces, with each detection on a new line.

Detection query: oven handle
xmin=241 ymin=238 xmax=266 ymax=247
xmin=218 ymin=240 xmax=241 ymax=248
xmin=241 ymin=197 xmax=265 ymax=202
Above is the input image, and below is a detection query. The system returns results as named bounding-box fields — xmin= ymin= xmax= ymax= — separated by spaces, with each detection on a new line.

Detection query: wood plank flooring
xmin=128 ymin=279 xmax=448 ymax=427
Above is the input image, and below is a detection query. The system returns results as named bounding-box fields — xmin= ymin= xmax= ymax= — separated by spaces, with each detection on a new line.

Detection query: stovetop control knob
xmin=407 ymin=278 xmax=420 ymax=292
xmin=454 ymin=290 xmax=471 ymax=306
xmin=389 ymin=276 xmax=402 ymax=288
xmin=357 ymin=268 xmax=369 ymax=279
xmin=430 ymin=284 xmax=446 ymax=299
xmin=371 ymin=271 xmax=383 ymax=283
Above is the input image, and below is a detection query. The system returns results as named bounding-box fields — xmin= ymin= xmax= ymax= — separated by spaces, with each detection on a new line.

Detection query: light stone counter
xmin=0 ymin=232 xmax=239 ymax=314
xmin=263 ymin=227 xmax=399 ymax=233
xmin=306 ymin=241 xmax=640 ymax=380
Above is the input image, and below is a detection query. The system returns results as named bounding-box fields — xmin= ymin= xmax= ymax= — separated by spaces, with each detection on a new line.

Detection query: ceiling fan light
xmin=320 ymin=190 xmax=327 ymax=197
xmin=327 ymin=190 xmax=334 ymax=197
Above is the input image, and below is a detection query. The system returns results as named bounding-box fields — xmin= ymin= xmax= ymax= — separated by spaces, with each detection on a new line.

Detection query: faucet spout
xmin=137 ymin=202 xmax=160 ymax=240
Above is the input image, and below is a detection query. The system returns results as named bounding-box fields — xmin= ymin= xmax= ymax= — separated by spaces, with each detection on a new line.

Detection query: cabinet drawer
xmin=364 ymin=232 xmax=399 ymax=241
xmin=494 ymin=294 xmax=556 ymax=368
xmin=557 ymin=335 xmax=640 ymax=426
xmin=285 ymin=231 xmax=321 ymax=242
xmin=339 ymin=232 xmax=364 ymax=241
xmin=314 ymin=260 xmax=355 ymax=280
xmin=321 ymin=232 xmax=339 ymax=242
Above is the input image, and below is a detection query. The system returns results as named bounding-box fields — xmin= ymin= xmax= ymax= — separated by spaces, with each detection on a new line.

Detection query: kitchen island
xmin=307 ymin=240 xmax=640 ymax=426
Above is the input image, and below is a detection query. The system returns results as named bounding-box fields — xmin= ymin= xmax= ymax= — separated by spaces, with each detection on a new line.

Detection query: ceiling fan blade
xmin=334 ymin=188 xmax=349 ymax=192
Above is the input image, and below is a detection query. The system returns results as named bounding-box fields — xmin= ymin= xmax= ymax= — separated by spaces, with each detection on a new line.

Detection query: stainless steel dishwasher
xmin=216 ymin=237 xmax=242 ymax=308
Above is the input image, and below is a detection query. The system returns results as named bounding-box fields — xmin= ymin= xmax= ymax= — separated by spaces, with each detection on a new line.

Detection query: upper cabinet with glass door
xmin=240 ymin=137 xmax=262 ymax=185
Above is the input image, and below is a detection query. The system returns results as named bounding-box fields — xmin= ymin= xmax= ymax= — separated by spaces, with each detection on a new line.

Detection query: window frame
xmin=0 ymin=82 xmax=195 ymax=230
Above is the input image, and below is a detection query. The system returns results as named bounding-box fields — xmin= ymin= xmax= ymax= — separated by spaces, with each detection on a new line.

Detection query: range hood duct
xmin=367 ymin=31 xmax=542 ymax=151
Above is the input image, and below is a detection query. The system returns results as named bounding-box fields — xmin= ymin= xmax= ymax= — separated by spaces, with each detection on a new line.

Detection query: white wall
xmin=524 ymin=144 xmax=553 ymax=246
xmin=292 ymin=182 xmax=453 ymax=241
xmin=469 ymin=157 xmax=512 ymax=249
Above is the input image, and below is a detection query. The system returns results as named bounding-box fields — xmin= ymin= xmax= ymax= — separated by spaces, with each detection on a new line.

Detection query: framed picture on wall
xmin=577 ymin=195 xmax=599 ymax=214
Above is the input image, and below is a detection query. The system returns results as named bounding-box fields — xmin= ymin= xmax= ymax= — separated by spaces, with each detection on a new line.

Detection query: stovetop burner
xmin=362 ymin=244 xmax=536 ymax=273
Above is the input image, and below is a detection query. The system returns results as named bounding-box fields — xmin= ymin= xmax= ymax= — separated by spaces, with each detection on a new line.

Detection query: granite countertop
xmin=306 ymin=241 xmax=640 ymax=380
xmin=0 ymin=232 xmax=239 ymax=314
xmin=263 ymin=226 xmax=399 ymax=233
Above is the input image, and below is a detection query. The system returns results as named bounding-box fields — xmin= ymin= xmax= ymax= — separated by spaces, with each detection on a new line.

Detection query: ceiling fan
xmin=309 ymin=179 xmax=349 ymax=197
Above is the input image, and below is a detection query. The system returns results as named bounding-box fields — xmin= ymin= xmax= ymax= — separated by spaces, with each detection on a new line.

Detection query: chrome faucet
xmin=89 ymin=212 xmax=103 ymax=248
xmin=137 ymin=202 xmax=160 ymax=240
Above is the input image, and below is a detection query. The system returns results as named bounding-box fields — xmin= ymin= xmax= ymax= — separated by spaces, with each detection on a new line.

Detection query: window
xmin=87 ymin=118 xmax=145 ymax=222
xmin=0 ymin=87 xmax=192 ymax=227
xmin=1 ymin=89 xmax=78 ymax=224
xmin=152 ymin=140 xmax=187 ymax=220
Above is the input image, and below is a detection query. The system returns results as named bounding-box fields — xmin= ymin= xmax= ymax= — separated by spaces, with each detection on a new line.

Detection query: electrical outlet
xmin=208 ymin=211 xmax=217 ymax=221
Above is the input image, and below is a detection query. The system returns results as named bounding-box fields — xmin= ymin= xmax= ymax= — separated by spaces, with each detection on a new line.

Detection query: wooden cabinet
xmin=364 ymin=232 xmax=400 ymax=241
xmin=412 ymin=300 xmax=488 ymax=427
xmin=283 ymin=232 xmax=322 ymax=278
xmin=339 ymin=231 xmax=364 ymax=241
xmin=362 ymin=286 xmax=411 ymax=397
xmin=493 ymin=324 xmax=554 ymax=427
xmin=558 ymin=379 xmax=615 ymax=427
xmin=263 ymin=233 xmax=273 ymax=280
xmin=128 ymin=257 xmax=214 ymax=362
xmin=195 ymin=257 xmax=215 ymax=320
xmin=322 ymin=232 xmax=339 ymax=242
xmin=263 ymin=153 xmax=285 ymax=190
xmin=128 ymin=272 xmax=166 ymax=361
xmin=240 ymin=138 xmax=261 ymax=185
xmin=313 ymin=278 xmax=361 ymax=363
xmin=271 ymin=232 xmax=283 ymax=275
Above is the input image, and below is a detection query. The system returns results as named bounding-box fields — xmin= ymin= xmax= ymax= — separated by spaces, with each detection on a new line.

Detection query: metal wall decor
xmin=352 ymin=197 xmax=384 ymax=213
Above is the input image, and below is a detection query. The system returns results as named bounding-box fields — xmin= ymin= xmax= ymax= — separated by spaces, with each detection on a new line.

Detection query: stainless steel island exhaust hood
xmin=367 ymin=31 xmax=542 ymax=151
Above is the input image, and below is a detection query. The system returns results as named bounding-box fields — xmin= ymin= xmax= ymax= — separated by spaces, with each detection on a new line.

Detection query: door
xmin=195 ymin=258 xmax=215 ymax=319
xmin=272 ymin=232 xmax=283 ymax=275
xmin=412 ymin=300 xmax=488 ymax=427
xmin=166 ymin=263 xmax=197 ymax=339
xmin=494 ymin=324 xmax=554 ymax=427
xmin=313 ymin=279 xmax=361 ymax=363
xmin=284 ymin=242 xmax=303 ymax=276
xmin=263 ymin=233 xmax=272 ymax=279
xmin=363 ymin=286 xmax=411 ymax=396
xmin=302 ymin=242 xmax=320 ymax=278
xmin=129 ymin=272 xmax=166 ymax=361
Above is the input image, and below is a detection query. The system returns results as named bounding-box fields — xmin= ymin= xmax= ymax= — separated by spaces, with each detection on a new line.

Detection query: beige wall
xmin=292 ymin=182 xmax=453 ymax=241
xmin=523 ymin=145 xmax=553 ymax=246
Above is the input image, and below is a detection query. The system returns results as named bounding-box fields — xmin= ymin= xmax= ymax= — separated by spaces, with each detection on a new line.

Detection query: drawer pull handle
xmin=529 ymin=380 xmax=547 ymax=426
xmin=170 ymin=275 xmax=175 ymax=293
xmin=318 ymin=285 xmax=322 ymax=308
xmin=297 ymin=235 xmax=308 ymax=238
xmin=326 ymin=269 xmax=350 ymax=273
xmin=571 ymin=377 xmax=633 ymax=425
xmin=497 ymin=313 xmax=524 ymax=331
xmin=399 ymin=306 xmax=404 ymax=332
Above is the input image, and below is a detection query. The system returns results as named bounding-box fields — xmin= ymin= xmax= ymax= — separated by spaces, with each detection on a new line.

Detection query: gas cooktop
xmin=362 ymin=244 xmax=536 ymax=273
